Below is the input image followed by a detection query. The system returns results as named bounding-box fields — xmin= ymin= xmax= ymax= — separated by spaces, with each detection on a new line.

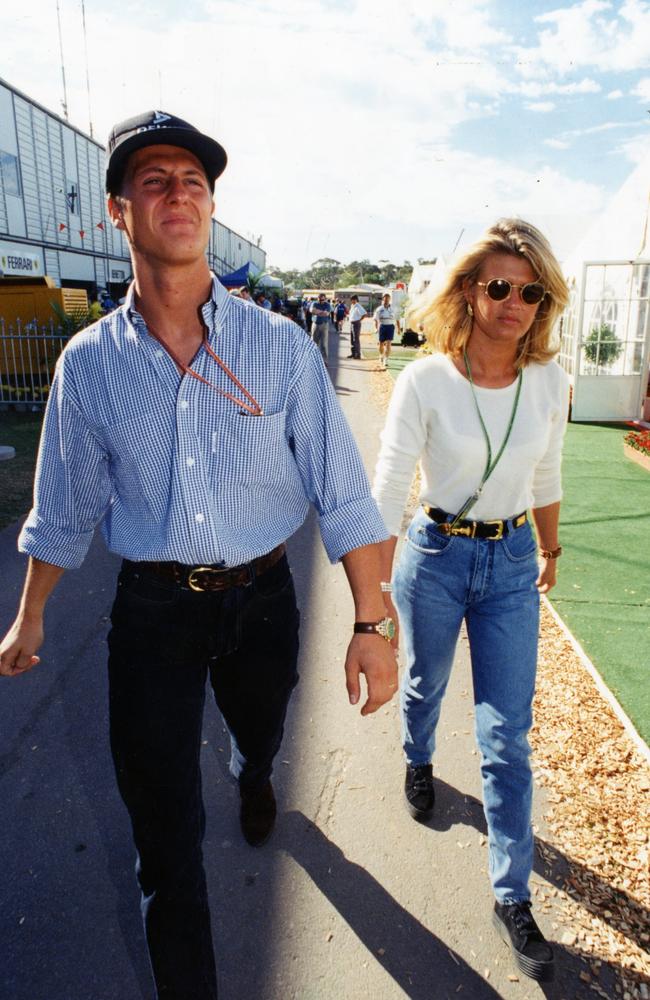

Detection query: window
xmin=0 ymin=150 xmax=22 ymax=197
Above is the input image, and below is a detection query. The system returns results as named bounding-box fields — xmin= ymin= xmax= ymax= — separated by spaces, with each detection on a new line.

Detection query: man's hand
xmin=344 ymin=634 xmax=398 ymax=716
xmin=0 ymin=616 xmax=44 ymax=677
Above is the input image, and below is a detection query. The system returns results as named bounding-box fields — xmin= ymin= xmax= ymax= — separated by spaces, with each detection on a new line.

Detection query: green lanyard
xmin=449 ymin=350 xmax=523 ymax=527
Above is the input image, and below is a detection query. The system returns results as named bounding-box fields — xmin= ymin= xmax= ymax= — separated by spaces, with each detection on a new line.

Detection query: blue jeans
xmin=107 ymin=554 xmax=300 ymax=999
xmin=394 ymin=508 xmax=540 ymax=904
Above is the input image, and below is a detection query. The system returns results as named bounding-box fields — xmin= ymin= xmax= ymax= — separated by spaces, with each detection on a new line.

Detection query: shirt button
xmin=155 ymin=349 xmax=164 ymax=358
xmin=180 ymin=400 xmax=189 ymax=410
xmin=186 ymin=457 xmax=195 ymax=467
xmin=195 ymin=512 xmax=204 ymax=523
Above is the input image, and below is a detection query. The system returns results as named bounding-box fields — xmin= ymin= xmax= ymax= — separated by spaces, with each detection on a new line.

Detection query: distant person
xmin=255 ymin=291 xmax=271 ymax=310
xmin=373 ymin=218 xmax=570 ymax=984
xmin=373 ymin=293 xmax=400 ymax=369
xmin=334 ymin=298 xmax=347 ymax=333
xmin=100 ymin=290 xmax=116 ymax=314
xmin=239 ymin=287 xmax=253 ymax=303
xmin=88 ymin=295 xmax=104 ymax=321
xmin=310 ymin=292 xmax=331 ymax=361
xmin=301 ymin=297 xmax=313 ymax=331
xmin=347 ymin=295 xmax=366 ymax=360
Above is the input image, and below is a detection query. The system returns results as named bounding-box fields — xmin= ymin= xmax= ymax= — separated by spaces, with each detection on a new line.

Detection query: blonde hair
xmin=408 ymin=218 xmax=569 ymax=366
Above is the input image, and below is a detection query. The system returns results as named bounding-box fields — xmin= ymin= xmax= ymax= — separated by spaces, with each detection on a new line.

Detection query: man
xmin=348 ymin=294 xmax=366 ymax=360
xmin=301 ymin=295 xmax=312 ymax=330
xmin=373 ymin=292 xmax=400 ymax=369
xmin=334 ymin=297 xmax=347 ymax=333
xmin=0 ymin=111 xmax=397 ymax=1000
xmin=310 ymin=292 xmax=331 ymax=361
xmin=239 ymin=286 xmax=253 ymax=303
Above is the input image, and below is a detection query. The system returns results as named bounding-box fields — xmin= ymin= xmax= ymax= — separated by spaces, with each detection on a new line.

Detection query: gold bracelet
xmin=539 ymin=545 xmax=562 ymax=559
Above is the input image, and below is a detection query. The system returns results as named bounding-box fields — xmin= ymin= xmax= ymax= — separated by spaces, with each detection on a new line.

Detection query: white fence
xmin=0 ymin=319 xmax=70 ymax=408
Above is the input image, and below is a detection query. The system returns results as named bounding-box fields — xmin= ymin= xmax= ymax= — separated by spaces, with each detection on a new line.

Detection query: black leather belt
xmin=423 ymin=506 xmax=527 ymax=541
xmin=123 ymin=543 xmax=286 ymax=593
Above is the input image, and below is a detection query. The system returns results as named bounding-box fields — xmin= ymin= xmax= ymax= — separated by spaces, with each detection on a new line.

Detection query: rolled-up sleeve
xmin=286 ymin=343 xmax=388 ymax=562
xmin=18 ymin=360 xmax=112 ymax=569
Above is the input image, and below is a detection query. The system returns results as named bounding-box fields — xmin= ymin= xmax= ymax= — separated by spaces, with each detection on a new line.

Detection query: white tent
xmin=558 ymin=151 xmax=650 ymax=422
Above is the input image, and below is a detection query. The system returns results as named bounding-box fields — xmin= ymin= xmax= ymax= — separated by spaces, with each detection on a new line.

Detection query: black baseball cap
xmin=105 ymin=110 xmax=228 ymax=194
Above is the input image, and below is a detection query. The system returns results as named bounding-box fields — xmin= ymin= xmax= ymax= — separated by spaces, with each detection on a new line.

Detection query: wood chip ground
xmin=368 ymin=352 xmax=650 ymax=998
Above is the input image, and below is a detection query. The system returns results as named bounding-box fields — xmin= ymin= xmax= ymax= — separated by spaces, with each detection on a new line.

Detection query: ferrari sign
xmin=0 ymin=247 xmax=42 ymax=276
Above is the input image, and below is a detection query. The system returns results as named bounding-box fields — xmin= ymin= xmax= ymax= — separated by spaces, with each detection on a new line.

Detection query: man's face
xmin=108 ymin=145 xmax=214 ymax=267
xmin=383 ymin=295 xmax=390 ymax=306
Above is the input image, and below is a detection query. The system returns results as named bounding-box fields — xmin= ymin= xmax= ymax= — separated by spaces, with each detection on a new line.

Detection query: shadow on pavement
xmin=280 ymin=810 xmax=504 ymax=1000
xmin=419 ymin=777 xmax=650 ymax=998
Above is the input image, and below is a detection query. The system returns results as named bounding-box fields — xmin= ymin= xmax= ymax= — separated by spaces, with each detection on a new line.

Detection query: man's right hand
xmin=0 ymin=617 xmax=43 ymax=677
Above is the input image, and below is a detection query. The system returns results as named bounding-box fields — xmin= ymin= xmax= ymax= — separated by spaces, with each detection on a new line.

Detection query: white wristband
xmin=380 ymin=581 xmax=393 ymax=593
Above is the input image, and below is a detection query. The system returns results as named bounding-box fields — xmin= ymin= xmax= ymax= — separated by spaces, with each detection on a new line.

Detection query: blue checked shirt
xmin=19 ymin=276 xmax=388 ymax=569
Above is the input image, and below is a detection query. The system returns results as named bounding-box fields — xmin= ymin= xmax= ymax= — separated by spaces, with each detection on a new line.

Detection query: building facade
xmin=0 ymin=77 xmax=265 ymax=300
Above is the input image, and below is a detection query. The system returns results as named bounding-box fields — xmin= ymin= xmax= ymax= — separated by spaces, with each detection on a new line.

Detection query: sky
xmin=1 ymin=0 xmax=649 ymax=271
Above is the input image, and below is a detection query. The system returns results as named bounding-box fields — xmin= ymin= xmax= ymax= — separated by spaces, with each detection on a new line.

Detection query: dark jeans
xmin=107 ymin=554 xmax=300 ymax=1000
xmin=350 ymin=320 xmax=362 ymax=358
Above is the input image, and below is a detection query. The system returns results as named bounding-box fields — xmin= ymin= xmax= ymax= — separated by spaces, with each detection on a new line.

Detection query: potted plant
xmin=623 ymin=429 xmax=650 ymax=472
xmin=583 ymin=323 xmax=623 ymax=372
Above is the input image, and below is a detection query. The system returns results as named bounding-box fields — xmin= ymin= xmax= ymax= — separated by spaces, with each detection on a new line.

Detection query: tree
xmin=583 ymin=324 xmax=623 ymax=370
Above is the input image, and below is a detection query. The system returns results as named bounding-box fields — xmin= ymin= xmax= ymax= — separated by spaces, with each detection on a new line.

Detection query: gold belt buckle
xmin=187 ymin=566 xmax=229 ymax=592
xmin=484 ymin=520 xmax=504 ymax=540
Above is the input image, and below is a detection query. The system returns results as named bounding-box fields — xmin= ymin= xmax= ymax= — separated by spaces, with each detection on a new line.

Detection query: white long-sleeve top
xmin=373 ymin=352 xmax=570 ymax=535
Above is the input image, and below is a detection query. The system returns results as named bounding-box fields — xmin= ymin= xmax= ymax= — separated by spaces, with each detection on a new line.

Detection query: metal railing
xmin=0 ymin=319 xmax=71 ymax=408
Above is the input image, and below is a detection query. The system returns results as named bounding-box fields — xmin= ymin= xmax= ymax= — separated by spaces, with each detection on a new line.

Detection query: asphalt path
xmin=1 ymin=326 xmax=599 ymax=999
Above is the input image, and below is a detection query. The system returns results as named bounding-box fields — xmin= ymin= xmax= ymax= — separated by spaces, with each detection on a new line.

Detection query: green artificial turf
xmin=0 ymin=410 xmax=43 ymax=530
xmin=550 ymin=422 xmax=650 ymax=745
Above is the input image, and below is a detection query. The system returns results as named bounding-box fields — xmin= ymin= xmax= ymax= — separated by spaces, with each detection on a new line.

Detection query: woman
xmin=373 ymin=218 xmax=570 ymax=983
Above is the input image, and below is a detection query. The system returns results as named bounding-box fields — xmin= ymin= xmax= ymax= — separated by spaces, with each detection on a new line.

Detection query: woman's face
xmin=466 ymin=251 xmax=541 ymax=349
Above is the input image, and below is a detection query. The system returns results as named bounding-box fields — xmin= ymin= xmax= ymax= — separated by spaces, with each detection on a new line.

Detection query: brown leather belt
xmin=423 ymin=506 xmax=527 ymax=540
xmin=123 ymin=543 xmax=286 ymax=593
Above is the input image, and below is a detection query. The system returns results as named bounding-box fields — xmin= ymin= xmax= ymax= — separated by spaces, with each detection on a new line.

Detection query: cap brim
xmin=106 ymin=128 xmax=227 ymax=193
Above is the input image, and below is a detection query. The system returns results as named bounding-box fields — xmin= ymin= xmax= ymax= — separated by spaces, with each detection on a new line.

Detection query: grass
xmin=362 ymin=344 xmax=419 ymax=374
xmin=0 ymin=410 xmax=43 ymax=530
xmin=550 ymin=422 xmax=650 ymax=744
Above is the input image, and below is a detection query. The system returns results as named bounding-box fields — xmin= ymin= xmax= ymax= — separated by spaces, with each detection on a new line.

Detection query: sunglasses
xmin=476 ymin=278 xmax=547 ymax=305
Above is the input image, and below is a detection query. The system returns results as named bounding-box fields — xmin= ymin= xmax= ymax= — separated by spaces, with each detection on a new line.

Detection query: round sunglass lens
xmin=522 ymin=283 xmax=545 ymax=304
xmin=486 ymin=279 xmax=510 ymax=301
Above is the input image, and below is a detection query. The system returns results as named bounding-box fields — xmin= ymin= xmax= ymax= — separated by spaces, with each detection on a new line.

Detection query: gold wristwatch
xmin=353 ymin=617 xmax=396 ymax=642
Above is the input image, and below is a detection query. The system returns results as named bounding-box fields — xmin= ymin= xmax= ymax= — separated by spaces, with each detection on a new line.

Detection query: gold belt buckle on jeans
xmin=483 ymin=520 xmax=505 ymax=540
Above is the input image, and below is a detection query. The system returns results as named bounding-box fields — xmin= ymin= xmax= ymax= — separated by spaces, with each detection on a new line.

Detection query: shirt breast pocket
xmin=212 ymin=409 xmax=292 ymax=487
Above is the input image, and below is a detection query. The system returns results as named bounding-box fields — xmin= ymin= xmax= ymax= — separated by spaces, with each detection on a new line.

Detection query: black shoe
xmin=240 ymin=780 xmax=277 ymax=846
xmin=404 ymin=764 xmax=435 ymax=820
xmin=492 ymin=901 xmax=554 ymax=982
xmin=346 ymin=354 xmax=355 ymax=358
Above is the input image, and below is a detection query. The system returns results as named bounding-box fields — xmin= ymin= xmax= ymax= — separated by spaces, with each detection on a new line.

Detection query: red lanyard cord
xmin=147 ymin=326 xmax=264 ymax=416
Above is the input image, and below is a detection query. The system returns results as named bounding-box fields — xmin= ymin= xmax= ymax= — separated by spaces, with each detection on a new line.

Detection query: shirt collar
xmin=123 ymin=272 xmax=231 ymax=339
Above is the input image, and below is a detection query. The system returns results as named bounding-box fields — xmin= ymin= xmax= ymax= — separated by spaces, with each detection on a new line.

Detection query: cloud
xmin=631 ymin=77 xmax=650 ymax=101
xmin=517 ymin=78 xmax=601 ymax=98
xmin=545 ymin=138 xmax=571 ymax=149
xmin=607 ymin=89 xmax=624 ymax=99
xmin=612 ymin=133 xmax=650 ymax=163
xmin=514 ymin=0 xmax=650 ymax=76
xmin=526 ymin=101 xmax=557 ymax=112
